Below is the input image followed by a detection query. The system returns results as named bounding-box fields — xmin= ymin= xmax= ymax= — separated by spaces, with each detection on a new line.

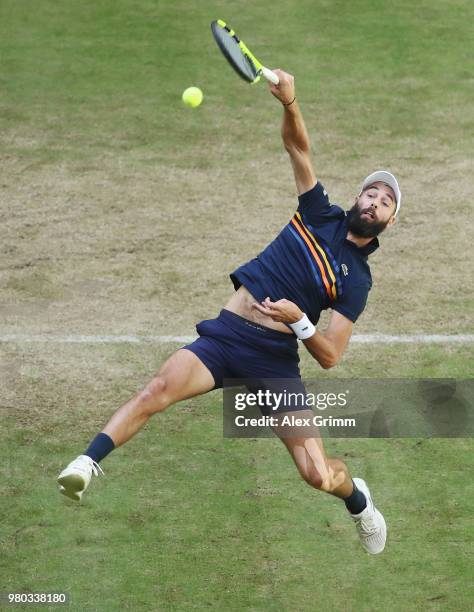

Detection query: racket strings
xmin=211 ymin=20 xmax=261 ymax=84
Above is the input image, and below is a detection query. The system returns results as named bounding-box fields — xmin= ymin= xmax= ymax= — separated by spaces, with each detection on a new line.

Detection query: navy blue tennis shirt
xmin=230 ymin=181 xmax=379 ymax=325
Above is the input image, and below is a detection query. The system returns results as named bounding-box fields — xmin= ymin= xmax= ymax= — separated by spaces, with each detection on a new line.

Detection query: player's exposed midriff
xmin=224 ymin=286 xmax=294 ymax=334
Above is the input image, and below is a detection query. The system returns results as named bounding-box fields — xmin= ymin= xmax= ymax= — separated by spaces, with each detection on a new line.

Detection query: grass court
xmin=1 ymin=1 xmax=473 ymax=610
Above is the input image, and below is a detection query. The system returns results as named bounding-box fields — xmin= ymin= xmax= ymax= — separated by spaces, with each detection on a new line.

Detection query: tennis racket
xmin=211 ymin=19 xmax=279 ymax=85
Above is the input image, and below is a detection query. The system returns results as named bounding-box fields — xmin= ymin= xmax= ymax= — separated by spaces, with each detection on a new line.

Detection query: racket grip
xmin=261 ymin=66 xmax=279 ymax=85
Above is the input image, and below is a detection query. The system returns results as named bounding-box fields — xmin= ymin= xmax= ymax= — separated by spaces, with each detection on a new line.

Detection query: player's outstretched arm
xmin=268 ymin=69 xmax=316 ymax=196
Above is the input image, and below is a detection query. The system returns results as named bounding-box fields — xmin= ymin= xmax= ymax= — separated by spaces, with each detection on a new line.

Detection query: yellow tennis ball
xmin=182 ymin=86 xmax=203 ymax=108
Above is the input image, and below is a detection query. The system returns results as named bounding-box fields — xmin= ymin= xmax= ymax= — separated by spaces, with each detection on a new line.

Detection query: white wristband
xmin=289 ymin=313 xmax=316 ymax=340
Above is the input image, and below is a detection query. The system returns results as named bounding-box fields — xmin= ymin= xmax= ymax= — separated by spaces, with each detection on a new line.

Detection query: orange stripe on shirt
xmin=294 ymin=213 xmax=338 ymax=300
xmin=290 ymin=217 xmax=334 ymax=299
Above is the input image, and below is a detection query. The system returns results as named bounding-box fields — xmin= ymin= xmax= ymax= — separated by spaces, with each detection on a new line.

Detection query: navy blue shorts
xmin=184 ymin=309 xmax=302 ymax=389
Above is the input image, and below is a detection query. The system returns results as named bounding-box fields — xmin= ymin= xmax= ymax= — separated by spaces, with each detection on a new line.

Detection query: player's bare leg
xmin=102 ymin=348 xmax=215 ymax=447
xmin=281 ymin=435 xmax=353 ymax=497
xmin=57 ymin=349 xmax=214 ymax=501
xmin=281 ymin=433 xmax=387 ymax=554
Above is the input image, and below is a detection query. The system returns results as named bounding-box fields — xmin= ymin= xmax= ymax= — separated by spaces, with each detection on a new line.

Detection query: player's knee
xmin=300 ymin=466 xmax=324 ymax=490
xmin=317 ymin=475 xmax=333 ymax=493
xmin=299 ymin=461 xmax=334 ymax=492
xmin=139 ymin=376 xmax=170 ymax=414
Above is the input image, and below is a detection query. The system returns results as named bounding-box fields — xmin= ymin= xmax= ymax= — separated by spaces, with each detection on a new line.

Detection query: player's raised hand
xmin=251 ymin=297 xmax=303 ymax=323
xmin=268 ymin=69 xmax=295 ymax=106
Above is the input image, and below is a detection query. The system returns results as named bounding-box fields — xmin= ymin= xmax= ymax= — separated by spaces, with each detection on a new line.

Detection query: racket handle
xmin=261 ymin=66 xmax=279 ymax=85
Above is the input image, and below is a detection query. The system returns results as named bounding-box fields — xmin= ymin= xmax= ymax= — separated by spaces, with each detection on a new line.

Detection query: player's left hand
xmin=251 ymin=297 xmax=303 ymax=324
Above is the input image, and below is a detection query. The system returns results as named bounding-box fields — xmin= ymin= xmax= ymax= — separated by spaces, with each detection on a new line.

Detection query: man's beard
xmin=347 ymin=204 xmax=390 ymax=238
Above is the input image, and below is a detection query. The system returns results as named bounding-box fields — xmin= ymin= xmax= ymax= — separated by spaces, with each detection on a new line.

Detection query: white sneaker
xmin=351 ymin=477 xmax=387 ymax=554
xmin=57 ymin=455 xmax=103 ymax=501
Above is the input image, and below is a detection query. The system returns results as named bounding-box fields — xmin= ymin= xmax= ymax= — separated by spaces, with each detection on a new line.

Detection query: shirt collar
xmin=344 ymin=236 xmax=380 ymax=256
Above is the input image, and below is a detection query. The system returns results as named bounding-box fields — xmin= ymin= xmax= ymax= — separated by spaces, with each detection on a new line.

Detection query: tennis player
xmin=58 ymin=69 xmax=400 ymax=555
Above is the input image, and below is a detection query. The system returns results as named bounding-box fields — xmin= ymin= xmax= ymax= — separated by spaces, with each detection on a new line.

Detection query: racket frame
xmin=212 ymin=19 xmax=279 ymax=85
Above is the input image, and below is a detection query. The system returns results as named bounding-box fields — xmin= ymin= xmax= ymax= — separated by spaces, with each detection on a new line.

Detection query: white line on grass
xmin=0 ymin=334 xmax=473 ymax=344
xmin=351 ymin=334 xmax=474 ymax=344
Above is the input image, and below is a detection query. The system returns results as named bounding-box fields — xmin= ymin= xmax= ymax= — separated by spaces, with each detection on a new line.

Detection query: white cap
xmin=361 ymin=170 xmax=401 ymax=216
